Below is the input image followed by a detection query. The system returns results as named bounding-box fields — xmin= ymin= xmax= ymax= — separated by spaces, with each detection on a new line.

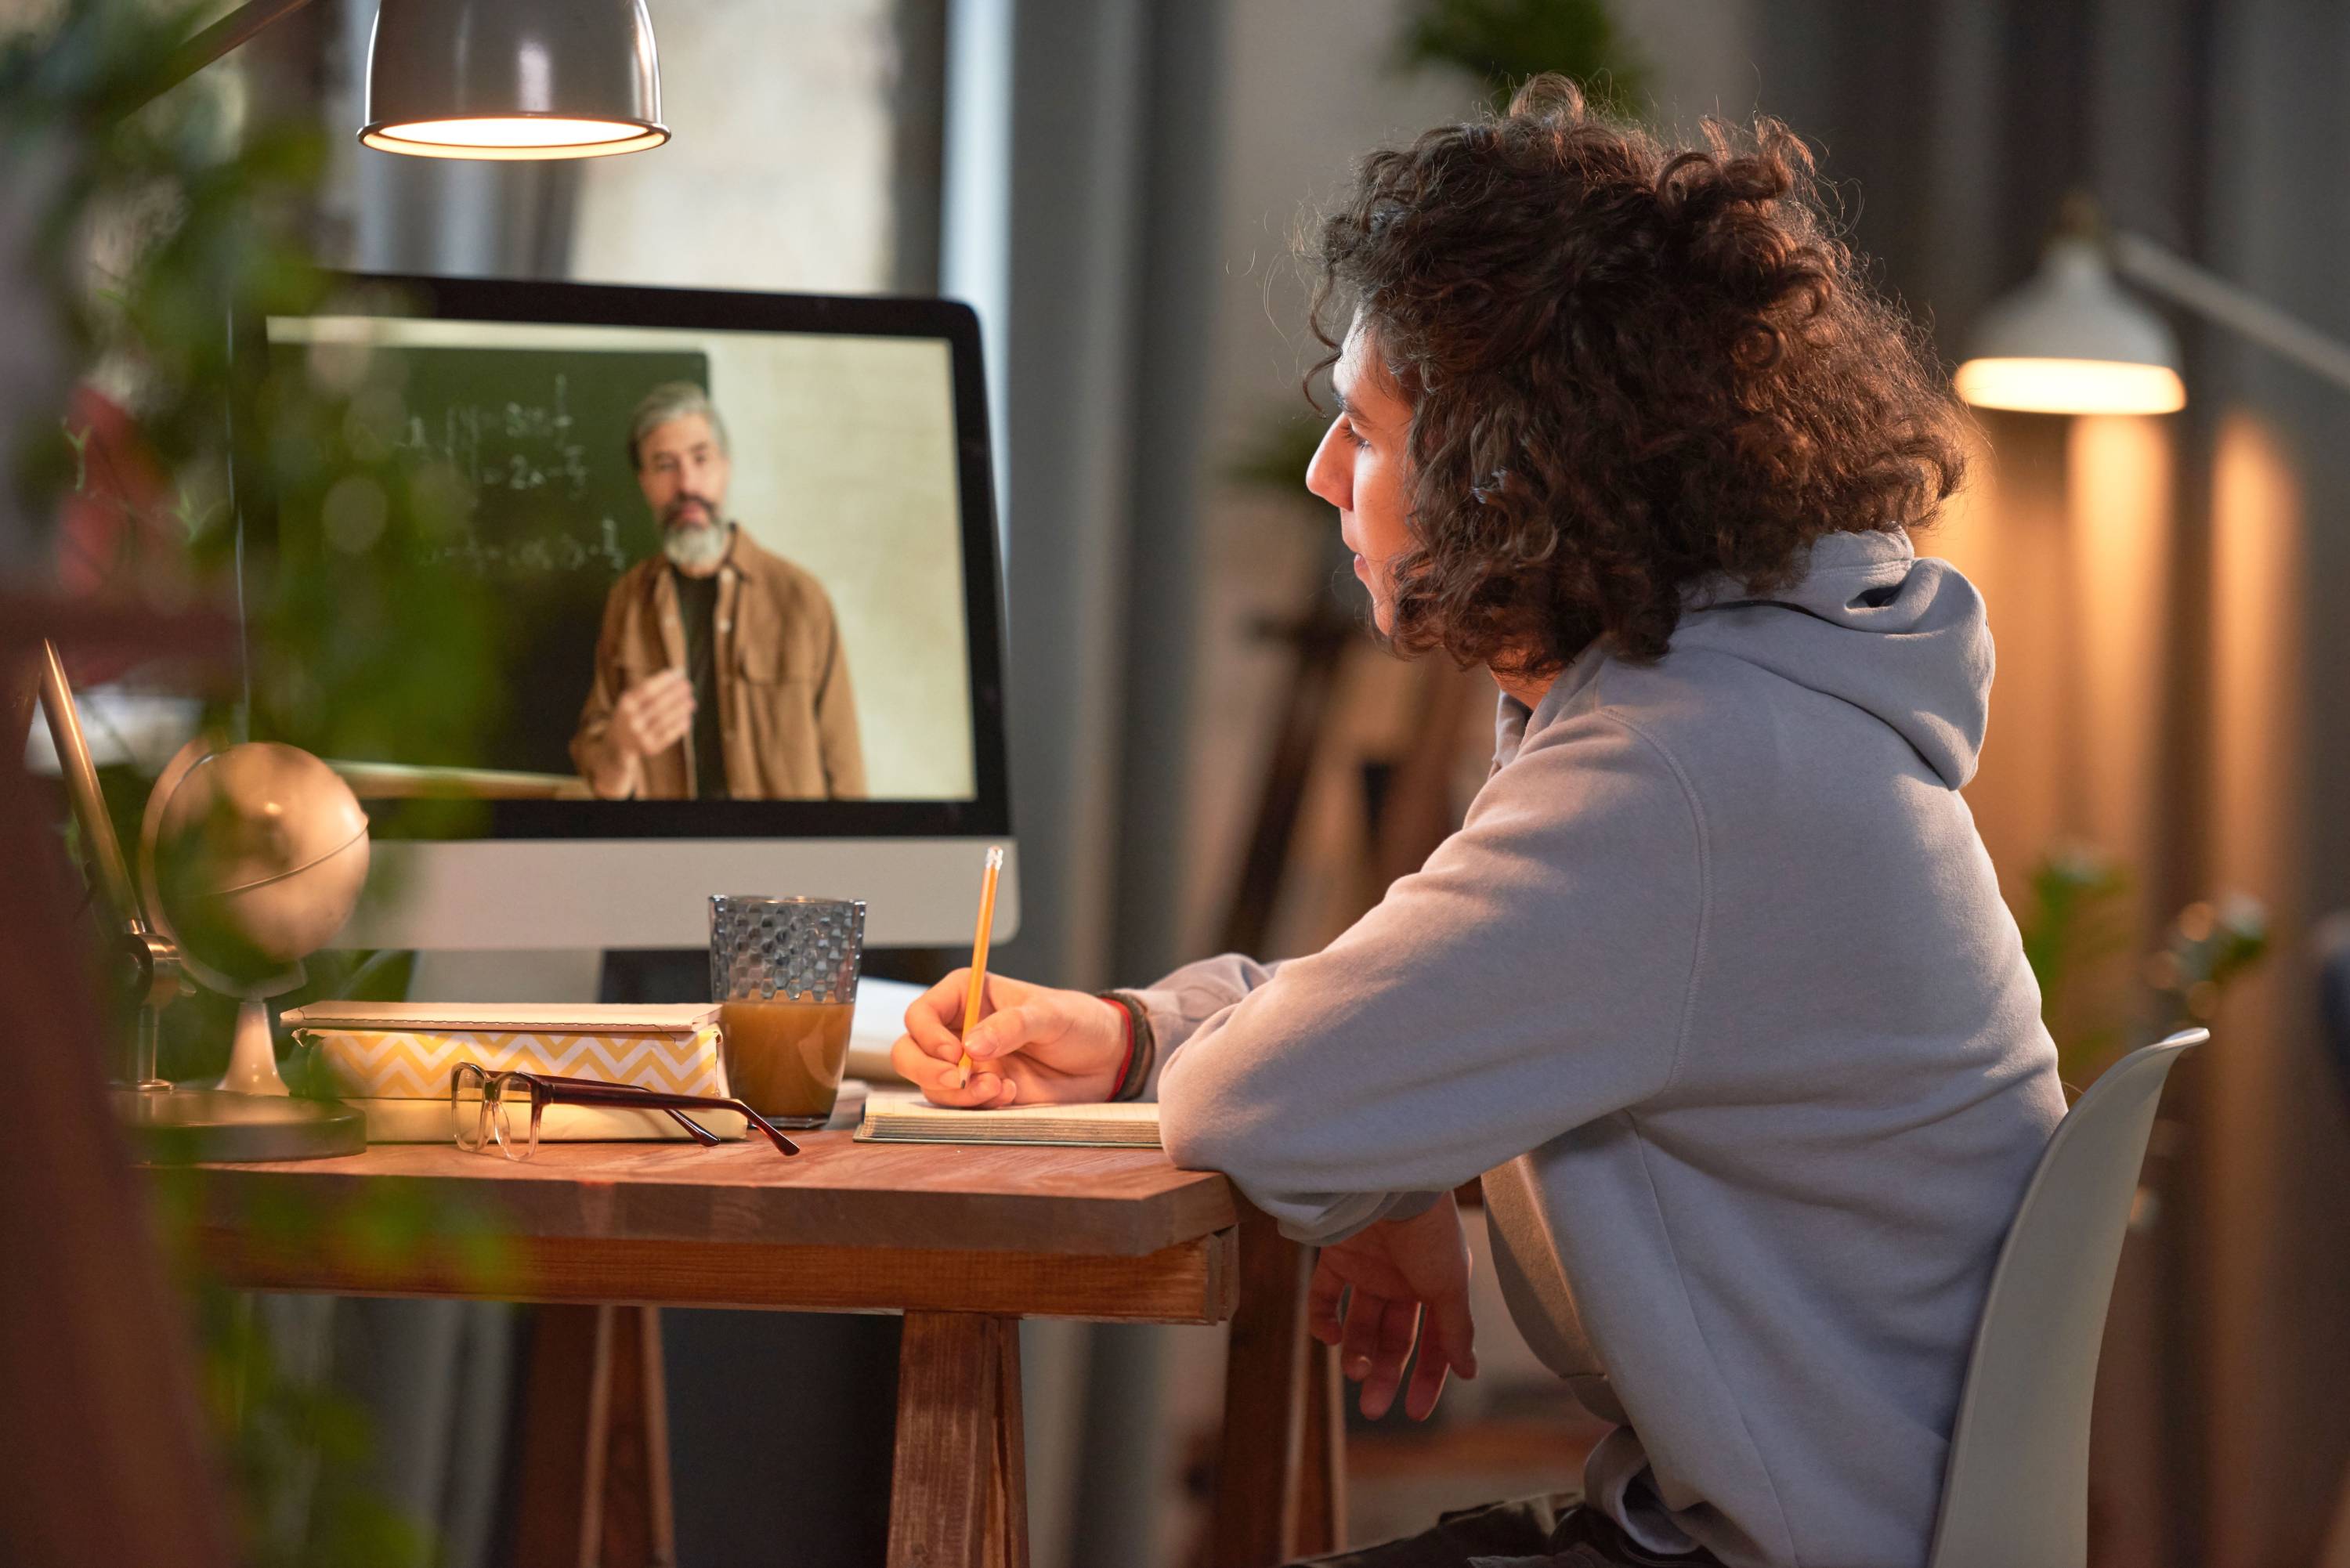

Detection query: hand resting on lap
xmin=1310 ymin=1194 xmax=1479 ymax=1422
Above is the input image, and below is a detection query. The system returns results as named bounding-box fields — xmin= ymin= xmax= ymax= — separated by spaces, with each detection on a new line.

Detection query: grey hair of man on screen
xmin=626 ymin=381 xmax=730 ymax=469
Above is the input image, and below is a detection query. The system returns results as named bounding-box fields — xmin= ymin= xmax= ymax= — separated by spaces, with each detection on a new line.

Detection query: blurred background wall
xmin=68 ymin=0 xmax=2350 ymax=1563
xmin=1749 ymin=9 xmax=2350 ymax=1567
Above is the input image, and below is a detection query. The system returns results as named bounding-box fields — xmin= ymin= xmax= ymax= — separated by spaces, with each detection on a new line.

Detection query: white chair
xmin=1924 ymin=1027 xmax=2209 ymax=1568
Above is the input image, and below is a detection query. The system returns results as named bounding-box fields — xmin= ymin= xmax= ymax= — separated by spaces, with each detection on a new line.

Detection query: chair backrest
xmin=1924 ymin=1028 xmax=2208 ymax=1568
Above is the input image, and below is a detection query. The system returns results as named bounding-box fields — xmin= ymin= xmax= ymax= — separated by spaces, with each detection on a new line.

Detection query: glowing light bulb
xmin=1954 ymin=356 xmax=2187 ymax=416
xmin=361 ymin=117 xmax=667 ymax=160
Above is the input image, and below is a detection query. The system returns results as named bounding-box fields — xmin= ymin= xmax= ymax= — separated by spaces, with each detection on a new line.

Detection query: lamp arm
xmin=144 ymin=0 xmax=318 ymax=114
xmin=2113 ymin=230 xmax=2350 ymax=396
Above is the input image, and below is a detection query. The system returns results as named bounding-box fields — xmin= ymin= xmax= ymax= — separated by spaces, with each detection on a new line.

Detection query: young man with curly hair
xmin=892 ymin=79 xmax=2063 ymax=1568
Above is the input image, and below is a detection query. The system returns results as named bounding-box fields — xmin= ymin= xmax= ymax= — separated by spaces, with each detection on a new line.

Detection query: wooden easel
xmin=1218 ymin=576 xmax=1488 ymax=956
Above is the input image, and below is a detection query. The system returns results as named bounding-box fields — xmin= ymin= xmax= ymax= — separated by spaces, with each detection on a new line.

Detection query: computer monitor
xmin=243 ymin=274 xmax=1015 ymax=949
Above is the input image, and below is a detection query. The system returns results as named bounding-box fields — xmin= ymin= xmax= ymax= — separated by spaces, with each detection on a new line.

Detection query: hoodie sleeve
xmin=1120 ymin=953 xmax=1285 ymax=1071
xmin=1155 ymin=709 xmax=1707 ymax=1244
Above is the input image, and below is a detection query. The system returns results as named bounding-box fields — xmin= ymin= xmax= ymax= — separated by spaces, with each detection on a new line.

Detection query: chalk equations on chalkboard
xmin=392 ymin=375 xmax=595 ymax=500
xmin=385 ymin=369 xmax=641 ymax=579
xmin=323 ymin=342 xmax=711 ymax=771
xmin=424 ymin=515 xmax=632 ymax=577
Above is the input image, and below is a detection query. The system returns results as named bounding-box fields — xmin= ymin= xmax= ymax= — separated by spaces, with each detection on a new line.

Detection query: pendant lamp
xmin=360 ymin=0 xmax=669 ymax=160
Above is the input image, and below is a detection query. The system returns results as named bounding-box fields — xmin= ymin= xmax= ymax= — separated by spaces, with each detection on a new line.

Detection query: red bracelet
xmin=1106 ymin=994 xmax=1135 ymax=1096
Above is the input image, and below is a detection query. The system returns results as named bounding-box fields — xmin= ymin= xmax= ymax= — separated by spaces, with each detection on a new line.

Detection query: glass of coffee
xmin=709 ymin=895 xmax=866 ymax=1129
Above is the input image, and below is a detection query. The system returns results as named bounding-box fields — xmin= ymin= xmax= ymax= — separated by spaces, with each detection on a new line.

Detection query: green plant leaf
xmin=1394 ymin=0 xmax=1649 ymax=114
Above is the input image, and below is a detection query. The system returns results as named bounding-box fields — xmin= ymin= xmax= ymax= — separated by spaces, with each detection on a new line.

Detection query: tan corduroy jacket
xmin=570 ymin=529 xmax=866 ymax=799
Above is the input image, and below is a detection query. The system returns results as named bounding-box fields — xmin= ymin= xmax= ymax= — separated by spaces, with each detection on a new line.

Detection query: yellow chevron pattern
xmin=296 ymin=1026 xmax=728 ymax=1100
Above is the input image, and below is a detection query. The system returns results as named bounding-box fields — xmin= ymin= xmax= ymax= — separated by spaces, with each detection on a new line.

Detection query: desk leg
xmin=512 ymin=1304 xmax=676 ymax=1568
xmin=1210 ymin=1218 xmax=1347 ymax=1566
xmin=888 ymin=1311 xmax=1029 ymax=1568
xmin=1295 ymin=1336 xmax=1347 ymax=1557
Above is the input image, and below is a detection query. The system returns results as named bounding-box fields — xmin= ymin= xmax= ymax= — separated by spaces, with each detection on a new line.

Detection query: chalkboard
xmin=379 ymin=345 xmax=710 ymax=773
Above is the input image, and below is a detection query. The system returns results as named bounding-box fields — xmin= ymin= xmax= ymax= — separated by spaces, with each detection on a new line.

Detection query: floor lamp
xmin=1955 ymin=193 xmax=2350 ymax=414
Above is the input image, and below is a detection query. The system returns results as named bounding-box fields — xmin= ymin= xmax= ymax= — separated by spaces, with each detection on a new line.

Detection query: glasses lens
xmin=487 ymin=1075 xmax=542 ymax=1162
xmin=453 ymin=1065 xmax=488 ymax=1151
xmin=487 ymin=1076 xmax=519 ymax=1159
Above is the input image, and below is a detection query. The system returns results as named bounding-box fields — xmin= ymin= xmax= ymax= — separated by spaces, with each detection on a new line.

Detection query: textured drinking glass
xmin=710 ymin=896 xmax=866 ymax=1127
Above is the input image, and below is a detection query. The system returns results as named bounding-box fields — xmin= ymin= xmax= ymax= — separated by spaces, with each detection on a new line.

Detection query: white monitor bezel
xmin=244 ymin=274 xmax=1018 ymax=949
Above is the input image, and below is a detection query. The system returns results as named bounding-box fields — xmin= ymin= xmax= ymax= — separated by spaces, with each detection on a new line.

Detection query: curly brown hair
xmin=1310 ymin=75 xmax=1969 ymax=672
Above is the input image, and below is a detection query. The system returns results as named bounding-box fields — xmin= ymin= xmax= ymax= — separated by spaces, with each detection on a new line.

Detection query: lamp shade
xmin=360 ymin=0 xmax=667 ymax=161
xmin=1954 ymin=237 xmax=2186 ymax=415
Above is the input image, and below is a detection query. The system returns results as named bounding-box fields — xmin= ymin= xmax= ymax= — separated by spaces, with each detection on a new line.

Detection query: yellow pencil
xmin=957 ymin=845 xmax=1005 ymax=1082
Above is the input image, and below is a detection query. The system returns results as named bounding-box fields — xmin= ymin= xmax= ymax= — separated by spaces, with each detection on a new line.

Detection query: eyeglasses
xmin=450 ymin=1063 xmax=801 ymax=1159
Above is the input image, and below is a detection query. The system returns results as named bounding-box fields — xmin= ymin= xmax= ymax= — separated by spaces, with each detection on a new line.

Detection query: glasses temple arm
xmin=533 ymin=1080 xmax=796 ymax=1154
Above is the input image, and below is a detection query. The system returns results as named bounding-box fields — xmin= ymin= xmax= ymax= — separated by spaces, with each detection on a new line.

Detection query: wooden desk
xmin=183 ymin=1134 xmax=1345 ymax=1567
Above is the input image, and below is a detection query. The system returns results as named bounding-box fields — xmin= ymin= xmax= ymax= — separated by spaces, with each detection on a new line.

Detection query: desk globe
xmin=127 ymin=740 xmax=372 ymax=1158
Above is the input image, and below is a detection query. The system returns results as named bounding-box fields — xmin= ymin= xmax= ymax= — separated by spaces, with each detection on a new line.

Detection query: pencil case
xmin=283 ymin=1000 xmax=733 ymax=1142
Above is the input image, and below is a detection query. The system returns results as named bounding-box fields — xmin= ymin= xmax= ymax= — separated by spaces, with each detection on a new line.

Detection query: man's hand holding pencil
xmin=890 ymin=970 xmax=1129 ymax=1107
xmin=892 ymin=843 xmax=1133 ymax=1109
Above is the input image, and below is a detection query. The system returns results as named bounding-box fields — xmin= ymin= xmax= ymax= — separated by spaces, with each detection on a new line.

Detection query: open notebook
xmin=854 ymin=1090 xmax=1161 ymax=1148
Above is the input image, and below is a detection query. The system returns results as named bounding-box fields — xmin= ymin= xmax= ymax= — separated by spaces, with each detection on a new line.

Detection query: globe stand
xmin=114 ymin=981 xmax=367 ymax=1166
xmin=222 ymin=998 xmax=284 ymax=1093
xmin=112 ymin=1085 xmax=367 ymax=1164
xmin=99 ymin=954 xmax=366 ymax=1165
xmin=35 ymin=641 xmax=368 ymax=1164
xmin=208 ymin=963 xmax=306 ymax=1097
xmin=111 ymin=923 xmax=363 ymax=1164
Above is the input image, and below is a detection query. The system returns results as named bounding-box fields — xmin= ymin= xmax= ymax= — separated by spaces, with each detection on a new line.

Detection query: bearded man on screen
xmin=571 ymin=381 xmax=865 ymax=800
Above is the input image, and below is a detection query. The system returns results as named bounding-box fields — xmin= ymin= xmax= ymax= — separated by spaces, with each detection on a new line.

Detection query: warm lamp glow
xmin=1954 ymin=356 xmax=2187 ymax=416
xmin=360 ymin=117 xmax=667 ymax=160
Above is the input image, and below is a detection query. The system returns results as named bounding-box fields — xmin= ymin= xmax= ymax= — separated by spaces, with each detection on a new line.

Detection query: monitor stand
xmin=408 ymin=948 xmax=606 ymax=1005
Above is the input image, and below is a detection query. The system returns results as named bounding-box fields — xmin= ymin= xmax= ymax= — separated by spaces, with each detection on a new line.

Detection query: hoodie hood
xmin=1662 ymin=529 xmax=1994 ymax=788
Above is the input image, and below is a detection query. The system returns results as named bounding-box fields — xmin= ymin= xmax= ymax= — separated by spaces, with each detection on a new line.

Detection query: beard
xmin=662 ymin=511 xmax=730 ymax=573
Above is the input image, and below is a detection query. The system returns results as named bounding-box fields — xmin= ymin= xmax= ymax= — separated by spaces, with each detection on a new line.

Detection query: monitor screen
xmin=244 ymin=275 xmax=1009 ymax=847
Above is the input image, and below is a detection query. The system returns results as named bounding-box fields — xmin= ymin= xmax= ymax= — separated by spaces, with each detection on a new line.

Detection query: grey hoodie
xmin=1143 ymin=528 xmax=2064 ymax=1568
